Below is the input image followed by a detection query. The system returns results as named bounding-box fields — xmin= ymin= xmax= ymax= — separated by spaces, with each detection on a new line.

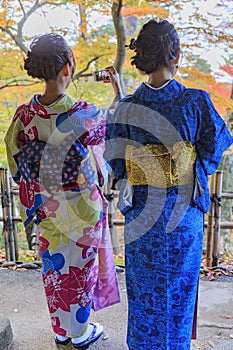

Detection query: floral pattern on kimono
xmin=5 ymin=94 xmax=120 ymax=338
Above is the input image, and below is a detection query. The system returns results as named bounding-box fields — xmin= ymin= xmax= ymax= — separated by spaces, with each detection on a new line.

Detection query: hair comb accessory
xmin=153 ymin=18 xmax=163 ymax=24
xmin=125 ymin=38 xmax=137 ymax=50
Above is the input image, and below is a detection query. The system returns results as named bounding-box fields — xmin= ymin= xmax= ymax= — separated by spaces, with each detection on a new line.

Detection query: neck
xmin=147 ymin=67 xmax=174 ymax=88
xmin=38 ymin=81 xmax=65 ymax=106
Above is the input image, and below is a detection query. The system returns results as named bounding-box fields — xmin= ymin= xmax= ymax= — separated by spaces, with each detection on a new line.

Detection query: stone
xmin=0 ymin=314 xmax=13 ymax=350
xmin=1 ymin=262 xmax=17 ymax=268
xmin=19 ymin=262 xmax=40 ymax=269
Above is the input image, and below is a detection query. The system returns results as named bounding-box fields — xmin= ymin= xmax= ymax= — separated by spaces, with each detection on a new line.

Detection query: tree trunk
xmin=78 ymin=4 xmax=88 ymax=41
xmin=111 ymin=0 xmax=127 ymax=96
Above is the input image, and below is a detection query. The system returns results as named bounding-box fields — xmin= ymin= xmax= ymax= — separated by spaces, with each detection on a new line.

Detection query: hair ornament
xmin=153 ymin=18 xmax=163 ymax=24
xmin=125 ymin=38 xmax=137 ymax=50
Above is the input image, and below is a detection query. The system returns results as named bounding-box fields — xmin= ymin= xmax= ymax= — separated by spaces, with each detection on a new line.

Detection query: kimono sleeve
xmin=195 ymin=91 xmax=233 ymax=175
xmin=104 ymin=102 xmax=130 ymax=182
xmin=4 ymin=114 xmax=24 ymax=184
xmin=78 ymin=105 xmax=108 ymax=146
xmin=77 ymin=105 xmax=113 ymax=187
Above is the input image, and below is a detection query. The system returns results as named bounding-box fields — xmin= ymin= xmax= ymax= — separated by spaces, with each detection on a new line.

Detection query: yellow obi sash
xmin=126 ymin=141 xmax=196 ymax=188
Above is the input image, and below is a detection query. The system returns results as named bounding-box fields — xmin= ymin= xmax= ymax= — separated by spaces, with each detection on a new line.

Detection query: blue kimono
xmin=104 ymin=80 xmax=233 ymax=350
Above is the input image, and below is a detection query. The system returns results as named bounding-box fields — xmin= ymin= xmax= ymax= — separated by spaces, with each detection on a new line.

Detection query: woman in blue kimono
xmin=104 ymin=19 xmax=233 ymax=350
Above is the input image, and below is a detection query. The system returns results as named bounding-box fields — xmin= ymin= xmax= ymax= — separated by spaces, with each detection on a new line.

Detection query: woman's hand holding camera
xmin=105 ymin=65 xmax=123 ymax=98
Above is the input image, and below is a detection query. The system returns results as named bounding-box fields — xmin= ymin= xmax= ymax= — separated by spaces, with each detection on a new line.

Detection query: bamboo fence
xmin=0 ymin=168 xmax=232 ymax=266
xmin=0 ymin=168 xmax=18 ymax=261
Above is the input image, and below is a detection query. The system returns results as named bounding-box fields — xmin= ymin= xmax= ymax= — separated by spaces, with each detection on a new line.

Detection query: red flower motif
xmin=43 ymin=260 xmax=98 ymax=313
xmin=19 ymin=179 xmax=35 ymax=209
xmin=13 ymin=100 xmax=49 ymax=125
xmin=33 ymin=101 xmax=50 ymax=119
xmin=13 ymin=103 xmax=34 ymax=126
xmin=19 ymin=179 xmax=44 ymax=209
xmin=18 ymin=126 xmax=39 ymax=144
xmin=39 ymin=236 xmax=49 ymax=253
xmin=37 ymin=198 xmax=60 ymax=220
xmin=51 ymin=317 xmax=67 ymax=336
xmin=43 ymin=270 xmax=70 ymax=313
xmin=69 ymin=262 xmax=98 ymax=306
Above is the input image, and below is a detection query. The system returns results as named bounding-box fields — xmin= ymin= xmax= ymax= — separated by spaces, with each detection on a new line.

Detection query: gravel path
xmin=0 ymin=268 xmax=233 ymax=350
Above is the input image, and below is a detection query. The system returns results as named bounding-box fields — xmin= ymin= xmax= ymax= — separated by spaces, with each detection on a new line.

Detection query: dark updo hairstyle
xmin=24 ymin=33 xmax=75 ymax=81
xmin=129 ymin=19 xmax=180 ymax=74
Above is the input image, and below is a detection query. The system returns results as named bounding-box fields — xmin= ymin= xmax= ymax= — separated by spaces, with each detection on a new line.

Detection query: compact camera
xmin=93 ymin=69 xmax=110 ymax=82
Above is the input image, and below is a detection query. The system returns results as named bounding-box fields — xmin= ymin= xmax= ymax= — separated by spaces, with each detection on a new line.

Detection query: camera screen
xmin=93 ymin=70 xmax=110 ymax=82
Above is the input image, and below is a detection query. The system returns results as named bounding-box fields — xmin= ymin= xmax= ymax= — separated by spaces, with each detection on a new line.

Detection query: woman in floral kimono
xmin=5 ymin=33 xmax=121 ymax=348
xmin=104 ymin=19 xmax=233 ymax=350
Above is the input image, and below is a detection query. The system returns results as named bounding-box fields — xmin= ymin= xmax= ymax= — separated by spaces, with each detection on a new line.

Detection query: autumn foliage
xmin=0 ymin=0 xmax=232 ymax=164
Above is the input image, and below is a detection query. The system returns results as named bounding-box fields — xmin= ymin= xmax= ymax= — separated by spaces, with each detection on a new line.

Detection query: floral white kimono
xmin=5 ymin=94 xmax=120 ymax=338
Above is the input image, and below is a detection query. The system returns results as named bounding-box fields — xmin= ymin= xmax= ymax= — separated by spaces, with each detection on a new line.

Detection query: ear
xmin=174 ymin=49 xmax=181 ymax=65
xmin=63 ymin=63 xmax=70 ymax=77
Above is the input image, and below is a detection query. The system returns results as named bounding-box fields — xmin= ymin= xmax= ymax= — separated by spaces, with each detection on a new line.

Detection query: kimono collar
xmin=32 ymin=94 xmax=76 ymax=114
xmin=133 ymin=79 xmax=186 ymax=102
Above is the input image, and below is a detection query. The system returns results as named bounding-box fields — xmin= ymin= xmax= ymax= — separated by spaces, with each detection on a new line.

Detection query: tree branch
xmin=18 ymin=0 xmax=26 ymax=17
xmin=73 ymin=56 xmax=104 ymax=80
xmin=0 ymin=78 xmax=40 ymax=90
xmin=0 ymin=55 xmax=105 ymax=90
xmin=0 ymin=0 xmax=65 ymax=53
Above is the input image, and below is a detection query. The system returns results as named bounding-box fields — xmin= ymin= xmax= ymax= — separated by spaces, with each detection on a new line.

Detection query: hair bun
xmin=147 ymin=19 xmax=176 ymax=36
xmin=130 ymin=18 xmax=180 ymax=74
xmin=23 ymin=33 xmax=74 ymax=81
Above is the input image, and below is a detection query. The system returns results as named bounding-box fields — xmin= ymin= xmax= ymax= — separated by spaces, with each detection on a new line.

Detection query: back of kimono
xmin=5 ymin=94 xmax=120 ymax=338
xmin=104 ymin=79 xmax=233 ymax=350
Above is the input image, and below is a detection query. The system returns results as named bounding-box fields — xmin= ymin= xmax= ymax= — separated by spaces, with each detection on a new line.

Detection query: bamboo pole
xmin=212 ymin=170 xmax=223 ymax=267
xmin=206 ymin=173 xmax=216 ymax=267
xmin=0 ymin=216 xmax=22 ymax=222
xmin=204 ymin=221 xmax=233 ymax=229
xmin=108 ymin=191 xmax=122 ymax=255
xmin=30 ymin=219 xmax=40 ymax=257
xmin=104 ymin=177 xmax=122 ymax=255
xmin=5 ymin=169 xmax=16 ymax=261
xmin=9 ymin=176 xmax=19 ymax=261
xmin=0 ymin=169 xmax=11 ymax=261
xmin=222 ymin=192 xmax=233 ymax=199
